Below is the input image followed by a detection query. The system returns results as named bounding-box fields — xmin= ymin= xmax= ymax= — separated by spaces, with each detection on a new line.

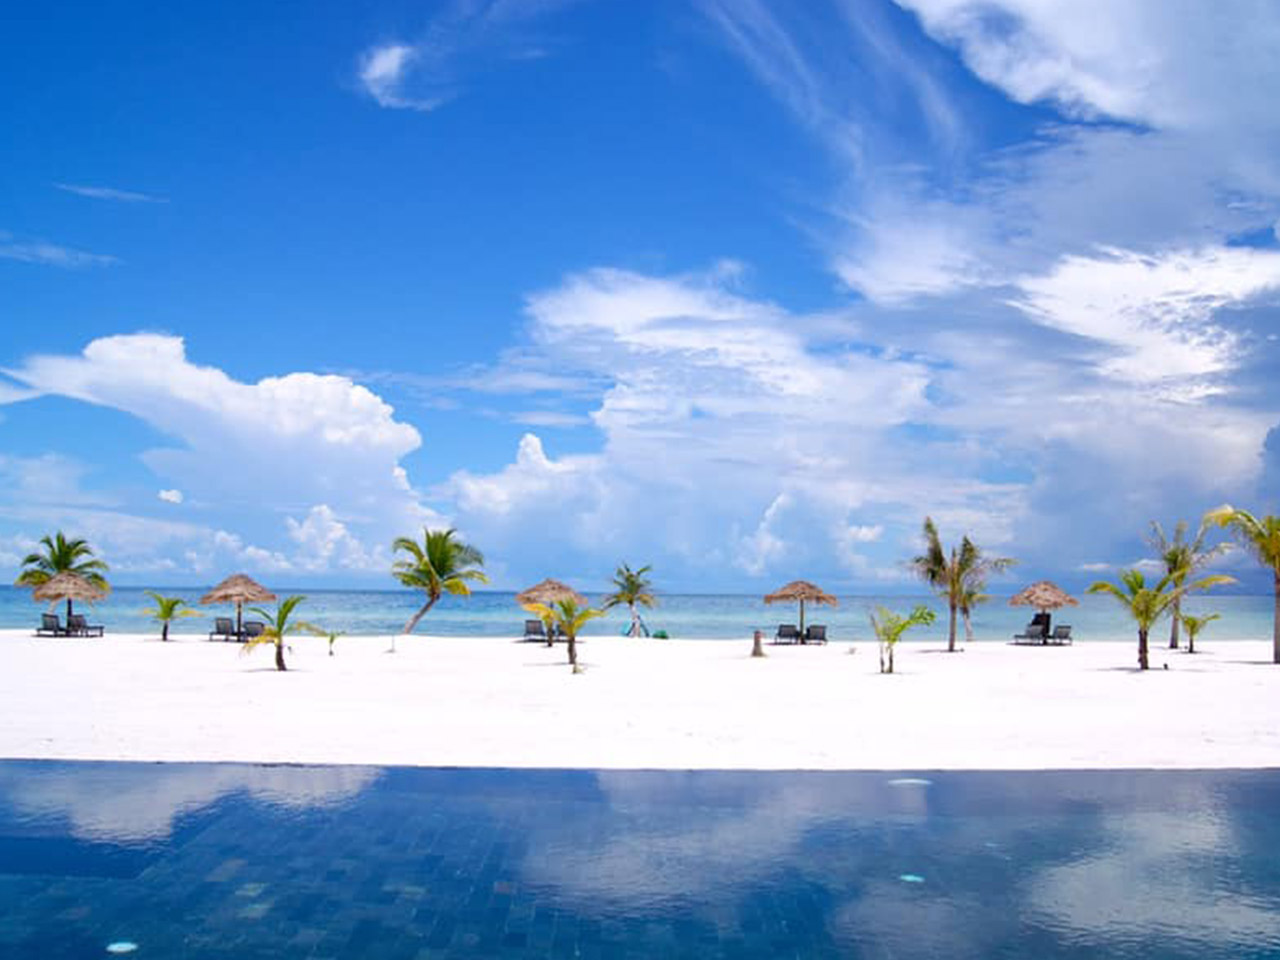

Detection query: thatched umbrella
xmin=1009 ymin=580 xmax=1078 ymax=634
xmin=515 ymin=578 xmax=587 ymax=607
xmin=201 ymin=573 xmax=276 ymax=634
xmin=32 ymin=571 xmax=107 ymax=622
xmin=764 ymin=580 xmax=838 ymax=638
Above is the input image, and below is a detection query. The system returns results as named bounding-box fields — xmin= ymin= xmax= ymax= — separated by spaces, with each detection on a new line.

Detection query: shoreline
xmin=0 ymin=630 xmax=1276 ymax=772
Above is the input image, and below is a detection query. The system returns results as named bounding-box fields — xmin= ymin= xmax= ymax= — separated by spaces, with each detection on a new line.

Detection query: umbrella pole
xmin=67 ymin=598 xmax=73 ymax=624
xmin=236 ymin=602 xmax=243 ymax=637
xmin=799 ymin=599 xmax=806 ymax=640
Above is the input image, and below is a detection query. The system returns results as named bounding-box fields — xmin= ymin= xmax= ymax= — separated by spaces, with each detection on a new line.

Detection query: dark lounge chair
xmin=67 ymin=613 xmax=104 ymax=638
xmin=1048 ymin=625 xmax=1073 ymax=645
xmin=1012 ymin=623 xmax=1047 ymax=644
xmin=522 ymin=619 xmax=547 ymax=642
xmin=803 ymin=624 xmax=828 ymax=645
xmin=774 ymin=623 xmax=800 ymax=645
xmin=36 ymin=613 xmax=67 ymax=637
xmin=209 ymin=617 xmax=238 ymax=642
xmin=242 ymin=621 xmax=266 ymax=642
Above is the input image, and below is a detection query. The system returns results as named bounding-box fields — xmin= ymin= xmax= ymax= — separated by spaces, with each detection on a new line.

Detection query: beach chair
xmin=208 ymin=617 xmax=238 ymax=642
xmin=67 ymin=613 xmax=104 ymax=638
xmin=773 ymin=623 xmax=800 ymax=644
xmin=1048 ymin=625 xmax=1073 ymax=645
xmin=803 ymin=624 xmax=828 ymax=645
xmin=522 ymin=619 xmax=547 ymax=642
xmin=242 ymin=621 xmax=266 ymax=642
xmin=1012 ymin=623 xmax=1046 ymax=645
xmin=36 ymin=613 xmax=66 ymax=637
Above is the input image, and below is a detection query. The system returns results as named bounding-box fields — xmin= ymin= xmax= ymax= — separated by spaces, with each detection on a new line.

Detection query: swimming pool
xmin=1 ymin=762 xmax=1277 ymax=958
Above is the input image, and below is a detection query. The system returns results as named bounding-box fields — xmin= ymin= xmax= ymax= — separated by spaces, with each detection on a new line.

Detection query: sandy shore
xmin=0 ymin=630 xmax=1275 ymax=770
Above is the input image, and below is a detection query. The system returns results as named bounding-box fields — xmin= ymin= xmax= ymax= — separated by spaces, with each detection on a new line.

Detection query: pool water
xmin=1 ymin=762 xmax=1277 ymax=958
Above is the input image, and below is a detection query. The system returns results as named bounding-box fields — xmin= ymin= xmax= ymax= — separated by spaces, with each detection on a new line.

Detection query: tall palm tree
xmin=243 ymin=595 xmax=322 ymax=672
xmin=142 ymin=591 xmax=193 ymax=642
xmin=603 ymin=563 xmax=656 ymax=637
xmin=524 ymin=598 xmax=604 ymax=673
xmin=15 ymin=531 xmax=110 ymax=622
xmin=391 ymin=528 xmax=488 ymax=649
xmin=1205 ymin=505 xmax=1280 ymax=664
xmin=911 ymin=518 xmax=1014 ymax=652
xmin=1087 ymin=569 xmax=1233 ymax=670
xmin=1148 ymin=519 xmax=1227 ymax=649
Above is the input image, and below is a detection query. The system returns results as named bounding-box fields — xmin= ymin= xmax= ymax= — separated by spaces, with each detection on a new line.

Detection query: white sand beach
xmin=0 ymin=631 xmax=1275 ymax=770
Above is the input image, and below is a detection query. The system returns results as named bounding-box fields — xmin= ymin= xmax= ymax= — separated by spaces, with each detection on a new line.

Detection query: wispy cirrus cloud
xmin=0 ymin=232 xmax=117 ymax=268
xmin=54 ymin=183 xmax=167 ymax=203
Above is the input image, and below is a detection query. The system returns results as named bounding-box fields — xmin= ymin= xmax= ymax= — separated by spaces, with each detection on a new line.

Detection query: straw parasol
xmin=1008 ymin=580 xmax=1079 ymax=612
xmin=515 ymin=578 xmax=587 ymax=608
xmin=32 ymin=571 xmax=107 ymax=621
xmin=764 ymin=580 xmax=838 ymax=637
xmin=201 ymin=573 xmax=276 ymax=634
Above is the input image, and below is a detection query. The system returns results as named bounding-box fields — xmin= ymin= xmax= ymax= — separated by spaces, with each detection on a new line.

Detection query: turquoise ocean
xmin=0 ymin=585 xmax=1272 ymax=643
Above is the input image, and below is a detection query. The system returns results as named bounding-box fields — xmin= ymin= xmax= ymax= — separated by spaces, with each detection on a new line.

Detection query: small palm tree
xmin=242 ymin=595 xmax=322 ymax=672
xmin=142 ymin=591 xmax=195 ymax=642
xmin=911 ymin=518 xmax=1014 ymax=652
xmin=523 ymin=599 xmax=604 ymax=674
xmin=15 ymin=531 xmax=110 ymax=622
xmin=326 ymin=630 xmax=344 ymax=657
xmin=1087 ymin=569 xmax=1233 ymax=670
xmin=1205 ymin=505 xmax=1280 ymax=664
xmin=870 ymin=604 xmax=936 ymax=674
xmin=1148 ymin=520 xmax=1227 ymax=649
xmin=603 ymin=563 xmax=656 ymax=637
xmin=1179 ymin=612 xmax=1220 ymax=655
xmin=390 ymin=528 xmax=488 ymax=650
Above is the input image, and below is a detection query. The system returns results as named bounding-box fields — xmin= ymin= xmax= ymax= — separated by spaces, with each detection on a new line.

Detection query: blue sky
xmin=3 ymin=0 xmax=1280 ymax=591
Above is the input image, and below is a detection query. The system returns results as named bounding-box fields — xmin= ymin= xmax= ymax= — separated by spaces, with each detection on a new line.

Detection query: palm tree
xmin=1205 ymin=505 xmax=1280 ymax=664
xmin=958 ymin=584 xmax=988 ymax=644
xmin=1179 ymin=612 xmax=1220 ymax=655
xmin=603 ymin=563 xmax=656 ymax=637
xmin=1087 ymin=569 xmax=1233 ymax=670
xmin=390 ymin=528 xmax=488 ymax=650
xmin=15 ymin=531 xmax=110 ymax=622
xmin=142 ymin=591 xmax=193 ymax=642
xmin=870 ymin=604 xmax=936 ymax=674
xmin=911 ymin=517 xmax=1014 ymax=652
xmin=1148 ymin=520 xmax=1227 ymax=649
xmin=243 ymin=595 xmax=322 ymax=672
xmin=523 ymin=598 xmax=604 ymax=673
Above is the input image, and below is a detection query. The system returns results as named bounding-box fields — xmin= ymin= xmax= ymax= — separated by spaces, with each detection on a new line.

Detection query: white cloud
xmin=157 ymin=488 xmax=184 ymax=504
xmin=0 ymin=231 xmax=117 ymax=268
xmin=358 ymin=43 xmax=441 ymax=111
xmin=54 ymin=183 xmax=167 ymax=203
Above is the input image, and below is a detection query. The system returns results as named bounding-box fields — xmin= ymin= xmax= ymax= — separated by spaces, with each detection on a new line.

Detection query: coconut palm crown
xmin=16 ymin=531 xmax=110 ymax=621
xmin=603 ymin=563 xmax=656 ymax=637
xmin=391 ymin=528 xmax=488 ymax=641
xmin=911 ymin=518 xmax=1014 ymax=652
xmin=1205 ymin=504 xmax=1280 ymax=664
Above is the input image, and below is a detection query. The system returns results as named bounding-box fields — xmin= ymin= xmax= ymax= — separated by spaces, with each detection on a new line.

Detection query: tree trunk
xmin=751 ymin=630 xmax=765 ymax=658
xmin=275 ymin=639 xmax=287 ymax=672
xmin=962 ymin=607 xmax=974 ymax=643
xmin=397 ymin=594 xmax=438 ymax=652
xmin=162 ymin=621 xmax=170 ymax=642
xmin=629 ymin=603 xmax=640 ymax=637
xmin=1273 ymin=574 xmax=1280 ymax=665
xmin=568 ymin=633 xmax=581 ymax=673
xmin=1168 ymin=596 xmax=1181 ymax=649
xmin=1187 ymin=630 xmax=1196 ymax=654
xmin=1138 ymin=628 xmax=1149 ymax=671
xmin=887 ymin=644 xmax=895 ymax=674
xmin=947 ymin=602 xmax=958 ymax=652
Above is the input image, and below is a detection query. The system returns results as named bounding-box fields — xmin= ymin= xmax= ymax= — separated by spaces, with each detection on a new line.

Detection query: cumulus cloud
xmin=157 ymin=488 xmax=184 ymax=504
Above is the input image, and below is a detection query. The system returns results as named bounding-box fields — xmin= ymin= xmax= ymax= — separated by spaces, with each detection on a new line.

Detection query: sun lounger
xmin=208 ymin=617 xmax=238 ymax=642
xmin=1012 ymin=623 xmax=1047 ymax=644
xmin=1048 ymin=625 xmax=1073 ymax=645
xmin=522 ymin=619 xmax=547 ymax=642
xmin=803 ymin=624 xmax=828 ymax=644
xmin=36 ymin=613 xmax=67 ymax=637
xmin=67 ymin=613 xmax=104 ymax=638
xmin=773 ymin=623 xmax=800 ymax=644
xmin=242 ymin=621 xmax=266 ymax=642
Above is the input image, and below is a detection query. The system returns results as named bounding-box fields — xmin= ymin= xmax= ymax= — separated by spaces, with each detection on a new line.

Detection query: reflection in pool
xmin=0 ymin=762 xmax=1276 ymax=958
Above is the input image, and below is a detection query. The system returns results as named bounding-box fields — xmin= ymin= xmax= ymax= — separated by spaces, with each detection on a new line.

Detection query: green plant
xmin=1179 ymin=612 xmax=1220 ymax=654
xmin=870 ymin=604 xmax=936 ymax=674
xmin=326 ymin=630 xmax=344 ymax=657
xmin=1205 ymin=505 xmax=1280 ymax=663
xmin=390 ymin=528 xmax=488 ymax=650
xmin=1088 ymin=569 xmax=1233 ymax=670
xmin=1148 ymin=520 xmax=1228 ymax=649
xmin=142 ymin=591 xmax=196 ymax=641
xmin=911 ymin=518 xmax=1014 ymax=651
xmin=15 ymin=531 xmax=110 ymax=621
xmin=603 ymin=563 xmax=656 ymax=637
xmin=242 ymin=595 xmax=323 ymax=672
xmin=523 ymin=598 xmax=605 ymax=674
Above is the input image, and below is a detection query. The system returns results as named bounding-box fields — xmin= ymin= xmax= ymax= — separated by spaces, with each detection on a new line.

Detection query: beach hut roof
xmin=200 ymin=573 xmax=276 ymax=606
xmin=31 ymin=571 xmax=107 ymax=604
xmin=1009 ymin=580 xmax=1078 ymax=610
xmin=515 ymin=578 xmax=587 ymax=607
xmin=763 ymin=580 xmax=838 ymax=606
